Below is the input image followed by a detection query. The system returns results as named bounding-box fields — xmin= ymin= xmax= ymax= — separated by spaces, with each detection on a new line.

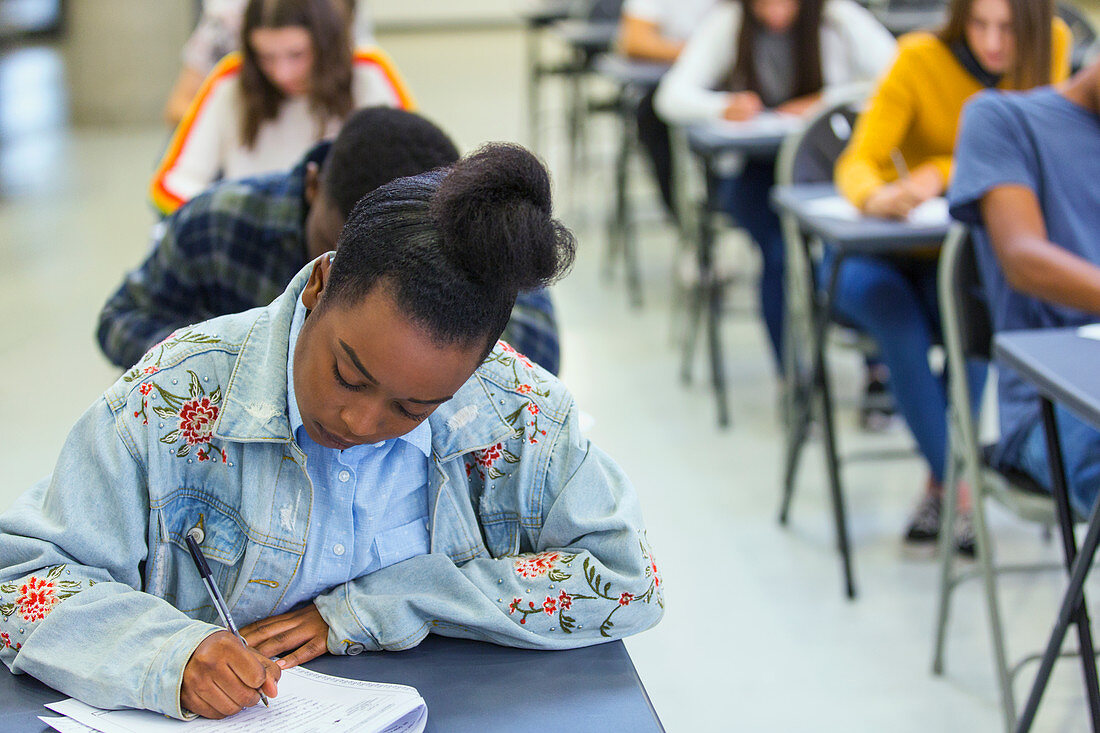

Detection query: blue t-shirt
xmin=948 ymin=87 xmax=1100 ymax=459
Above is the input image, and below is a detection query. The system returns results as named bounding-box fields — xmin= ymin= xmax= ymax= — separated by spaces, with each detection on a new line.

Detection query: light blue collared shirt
xmin=278 ymin=296 xmax=432 ymax=613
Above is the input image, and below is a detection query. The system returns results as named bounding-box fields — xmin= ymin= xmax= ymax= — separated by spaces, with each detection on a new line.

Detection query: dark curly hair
xmin=321 ymin=107 xmax=460 ymax=218
xmin=322 ymin=143 xmax=576 ymax=356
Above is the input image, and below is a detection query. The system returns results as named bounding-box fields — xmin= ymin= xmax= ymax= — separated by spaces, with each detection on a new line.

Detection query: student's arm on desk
xmin=653 ymin=3 xmax=740 ymax=124
xmin=981 ymin=185 xmax=1100 ymax=315
xmin=0 ymin=393 xmax=222 ymax=719
xmin=617 ymin=14 xmax=683 ymax=64
xmin=313 ymin=402 xmax=664 ymax=653
xmin=96 ymin=205 xmax=211 ymax=369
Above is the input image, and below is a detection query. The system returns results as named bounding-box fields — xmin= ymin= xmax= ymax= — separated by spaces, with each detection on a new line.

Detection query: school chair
xmin=931 ymin=224 xmax=1082 ymax=733
xmin=1056 ymin=1 xmax=1099 ymax=73
xmin=774 ymin=93 xmax=922 ymax=598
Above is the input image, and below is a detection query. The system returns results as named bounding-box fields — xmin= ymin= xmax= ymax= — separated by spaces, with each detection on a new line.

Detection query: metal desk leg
xmin=605 ymin=84 xmax=642 ymax=307
xmin=807 ymin=254 xmax=856 ymax=599
xmin=1015 ymin=399 xmax=1100 ymax=731
xmin=525 ymin=23 xmax=541 ymax=150
xmin=698 ymin=164 xmax=729 ymax=428
xmin=779 ymin=236 xmax=818 ymax=524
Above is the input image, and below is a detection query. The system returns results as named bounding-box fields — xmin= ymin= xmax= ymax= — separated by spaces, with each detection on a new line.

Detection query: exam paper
xmin=40 ymin=716 xmax=97 ymax=732
xmin=711 ymin=112 xmax=804 ymax=139
xmin=1077 ymin=324 xmax=1100 ymax=341
xmin=44 ymin=666 xmax=426 ymax=733
xmin=800 ymin=195 xmax=950 ymax=227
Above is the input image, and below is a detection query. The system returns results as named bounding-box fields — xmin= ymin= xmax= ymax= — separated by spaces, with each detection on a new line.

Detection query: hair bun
xmin=431 ymin=143 xmax=575 ymax=292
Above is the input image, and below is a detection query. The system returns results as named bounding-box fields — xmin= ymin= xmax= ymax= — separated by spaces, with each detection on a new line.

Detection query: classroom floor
xmin=2 ymin=22 xmax=1099 ymax=732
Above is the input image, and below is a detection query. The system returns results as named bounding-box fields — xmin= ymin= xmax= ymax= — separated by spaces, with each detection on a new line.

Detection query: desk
xmin=679 ymin=117 xmax=806 ymax=429
xmin=771 ymin=182 xmax=950 ymax=598
xmin=593 ymin=54 xmax=670 ymax=307
xmin=994 ymin=329 xmax=1100 ymax=731
xmin=518 ymin=0 xmax=574 ymax=148
xmin=0 ymin=635 xmax=663 ymax=732
xmin=549 ymin=20 xmax=620 ymax=189
xmin=871 ymin=6 xmax=947 ymax=36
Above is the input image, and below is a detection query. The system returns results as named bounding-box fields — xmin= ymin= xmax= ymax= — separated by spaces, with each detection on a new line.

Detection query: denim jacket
xmin=0 ymin=262 xmax=663 ymax=719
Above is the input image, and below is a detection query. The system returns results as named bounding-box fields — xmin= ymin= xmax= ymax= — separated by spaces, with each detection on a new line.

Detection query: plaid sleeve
xmin=96 ymin=210 xmax=209 ymax=369
xmin=501 ymin=288 xmax=561 ymax=376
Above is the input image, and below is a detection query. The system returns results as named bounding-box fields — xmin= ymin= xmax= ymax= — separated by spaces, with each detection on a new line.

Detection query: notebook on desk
xmin=39 ymin=666 xmax=426 ymax=733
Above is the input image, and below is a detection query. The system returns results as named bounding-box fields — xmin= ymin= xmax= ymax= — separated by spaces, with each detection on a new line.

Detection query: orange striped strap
xmin=149 ymin=52 xmax=244 ymax=216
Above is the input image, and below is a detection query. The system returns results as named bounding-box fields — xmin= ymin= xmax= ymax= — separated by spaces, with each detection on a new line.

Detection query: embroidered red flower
xmin=0 ymin=631 xmax=11 ymax=648
xmin=618 ymin=592 xmax=634 ymax=607
xmin=508 ymin=598 xmax=522 ymax=614
xmin=139 ymin=383 xmax=152 ymax=396
xmin=650 ymin=559 xmax=661 ymax=587
xmin=513 ymin=551 xmax=560 ymax=579
xmin=476 ymin=442 xmax=504 ymax=468
xmin=17 ymin=576 xmax=59 ymax=622
xmin=221 ymin=448 xmax=228 ymax=464
xmin=558 ymin=590 xmax=572 ymax=611
xmin=542 ymin=597 xmax=557 ymax=615
xmin=142 ymin=366 xmax=158 ymax=375
xmin=178 ymin=396 xmax=219 ymax=446
xmin=196 ymin=449 xmax=208 ymax=462
xmin=497 ymin=341 xmax=534 ymax=368
xmin=527 ymin=403 xmax=539 ymax=415
xmin=517 ymin=384 xmax=533 ymax=395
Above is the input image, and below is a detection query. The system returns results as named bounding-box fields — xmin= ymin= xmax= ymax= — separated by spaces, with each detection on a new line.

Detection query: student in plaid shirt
xmin=98 ymin=107 xmax=562 ymax=374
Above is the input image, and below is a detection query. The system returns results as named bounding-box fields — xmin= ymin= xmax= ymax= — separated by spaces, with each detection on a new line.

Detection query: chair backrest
xmin=775 ymin=96 xmax=862 ymax=187
xmin=1057 ymin=1 xmax=1098 ymax=49
xmin=941 ymin=224 xmax=993 ymax=361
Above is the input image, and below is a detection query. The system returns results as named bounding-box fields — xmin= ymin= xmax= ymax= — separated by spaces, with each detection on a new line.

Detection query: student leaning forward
xmin=0 ymin=144 xmax=664 ymax=720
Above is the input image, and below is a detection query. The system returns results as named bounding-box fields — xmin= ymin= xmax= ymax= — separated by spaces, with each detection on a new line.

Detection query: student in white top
xmin=617 ymin=0 xmax=718 ymax=217
xmin=654 ymin=0 xmax=895 ymax=374
xmin=151 ymin=0 xmax=411 ymax=216
xmin=162 ymin=0 xmax=377 ymax=127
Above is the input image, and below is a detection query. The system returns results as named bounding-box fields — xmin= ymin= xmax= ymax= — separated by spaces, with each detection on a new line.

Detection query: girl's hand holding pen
xmin=181 ymin=631 xmax=281 ymax=719
xmin=241 ymin=603 xmax=331 ymax=669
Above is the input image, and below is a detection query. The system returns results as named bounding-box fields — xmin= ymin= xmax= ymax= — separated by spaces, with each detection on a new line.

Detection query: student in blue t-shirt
xmin=948 ymin=55 xmax=1100 ymax=517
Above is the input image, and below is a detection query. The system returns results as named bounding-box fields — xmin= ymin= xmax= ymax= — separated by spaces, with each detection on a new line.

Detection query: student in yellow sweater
xmin=832 ymin=0 xmax=1070 ymax=551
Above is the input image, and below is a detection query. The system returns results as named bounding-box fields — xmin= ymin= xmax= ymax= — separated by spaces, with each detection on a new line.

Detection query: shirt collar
xmin=285 ymin=294 xmax=432 ymax=457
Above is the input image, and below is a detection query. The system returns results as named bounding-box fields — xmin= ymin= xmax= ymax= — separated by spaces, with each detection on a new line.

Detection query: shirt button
xmin=333 ymin=543 xmax=346 ymax=556
xmin=346 ymin=642 xmax=365 ymax=655
xmin=338 ymin=470 xmax=351 ymax=483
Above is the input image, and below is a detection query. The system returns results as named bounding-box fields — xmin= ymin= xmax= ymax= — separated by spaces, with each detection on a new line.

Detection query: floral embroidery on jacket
xmin=0 ymin=631 xmax=19 ymax=650
xmin=505 ymin=536 xmax=663 ymax=637
xmin=1 ymin=565 xmax=83 ymax=624
xmin=135 ymin=370 xmax=226 ymax=461
xmin=122 ymin=328 xmax=224 ymax=385
xmin=473 ymin=441 xmax=521 ymax=481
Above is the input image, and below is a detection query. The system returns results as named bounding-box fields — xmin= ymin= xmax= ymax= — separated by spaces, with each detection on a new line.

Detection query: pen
xmin=890 ymin=148 xmax=910 ymax=180
xmin=185 ymin=527 xmax=270 ymax=708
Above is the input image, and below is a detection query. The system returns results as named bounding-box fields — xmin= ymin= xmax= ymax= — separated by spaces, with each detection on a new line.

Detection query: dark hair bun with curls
xmin=430 ymin=143 xmax=576 ymax=293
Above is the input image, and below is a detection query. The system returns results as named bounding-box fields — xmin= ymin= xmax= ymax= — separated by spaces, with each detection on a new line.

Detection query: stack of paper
xmin=800 ymin=195 xmax=950 ymax=227
xmin=39 ymin=666 xmax=426 ymax=733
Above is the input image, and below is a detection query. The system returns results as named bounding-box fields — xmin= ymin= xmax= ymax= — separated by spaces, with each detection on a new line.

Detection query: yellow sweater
xmin=835 ymin=23 xmax=1070 ymax=208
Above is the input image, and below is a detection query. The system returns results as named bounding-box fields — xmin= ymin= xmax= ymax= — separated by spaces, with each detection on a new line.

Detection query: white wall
xmin=369 ymin=0 xmax=518 ymax=27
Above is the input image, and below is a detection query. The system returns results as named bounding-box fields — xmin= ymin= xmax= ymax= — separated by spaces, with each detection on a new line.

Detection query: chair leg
xmin=815 ymin=326 xmax=855 ymax=598
xmin=972 ymin=471 xmax=1017 ymax=732
xmin=932 ymin=418 xmax=960 ymax=676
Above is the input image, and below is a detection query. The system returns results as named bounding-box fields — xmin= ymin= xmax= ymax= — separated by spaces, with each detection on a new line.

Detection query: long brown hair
xmin=937 ymin=0 xmax=1053 ymax=89
xmin=239 ymin=0 xmax=353 ymax=148
xmin=728 ymin=0 xmax=824 ymax=100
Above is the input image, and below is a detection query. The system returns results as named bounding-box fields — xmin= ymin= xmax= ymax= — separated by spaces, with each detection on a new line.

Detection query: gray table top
xmin=517 ymin=0 xmax=573 ymax=26
xmin=871 ymin=6 xmax=947 ymax=35
xmin=770 ymin=182 xmax=951 ymax=251
xmin=550 ymin=19 xmax=618 ymax=52
xmin=593 ymin=54 xmax=669 ymax=88
xmin=686 ymin=119 xmax=798 ymax=159
xmin=0 ymin=635 xmax=663 ymax=733
xmin=995 ymin=328 xmax=1100 ymax=431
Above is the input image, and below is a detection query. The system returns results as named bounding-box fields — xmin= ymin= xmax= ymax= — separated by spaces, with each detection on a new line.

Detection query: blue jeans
xmin=720 ymin=159 xmax=784 ymax=369
xmin=1000 ymin=405 xmax=1100 ymax=519
xmin=829 ymin=253 xmax=986 ymax=484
